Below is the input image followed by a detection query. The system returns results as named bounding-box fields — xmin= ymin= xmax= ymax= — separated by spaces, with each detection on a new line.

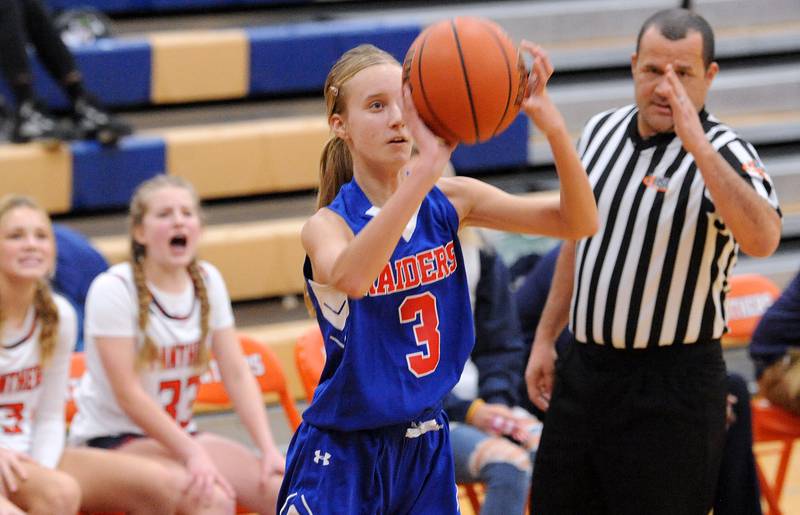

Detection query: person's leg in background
xmin=714 ymin=373 xmax=763 ymax=515
xmin=0 ymin=0 xmax=64 ymax=142
xmin=450 ymin=422 xmax=531 ymax=514
xmin=18 ymin=0 xmax=131 ymax=144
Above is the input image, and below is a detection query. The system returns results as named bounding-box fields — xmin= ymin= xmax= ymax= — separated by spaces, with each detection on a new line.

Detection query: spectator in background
xmin=69 ymin=176 xmax=286 ymax=514
xmin=0 ymin=0 xmax=131 ymax=144
xmin=445 ymin=228 xmax=540 ymax=515
xmin=0 ymin=194 xmax=193 ymax=514
xmin=52 ymin=223 xmax=108 ymax=351
xmin=750 ymin=270 xmax=800 ymax=416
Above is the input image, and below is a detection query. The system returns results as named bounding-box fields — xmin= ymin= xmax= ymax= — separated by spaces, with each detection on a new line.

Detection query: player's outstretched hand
xmin=0 ymin=447 xmax=30 ymax=496
xmin=402 ymin=85 xmax=456 ymax=184
xmin=525 ymin=337 xmax=557 ymax=411
xmin=519 ymin=41 xmax=567 ymax=137
xmin=184 ymin=445 xmax=235 ymax=506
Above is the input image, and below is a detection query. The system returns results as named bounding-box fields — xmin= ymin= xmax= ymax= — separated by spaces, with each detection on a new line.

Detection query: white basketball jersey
xmin=0 ymin=295 xmax=76 ymax=467
xmin=69 ymin=261 xmax=234 ymax=444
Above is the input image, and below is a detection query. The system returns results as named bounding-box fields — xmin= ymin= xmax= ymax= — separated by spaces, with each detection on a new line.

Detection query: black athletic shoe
xmin=72 ymin=96 xmax=132 ymax=145
xmin=10 ymin=100 xmax=67 ymax=145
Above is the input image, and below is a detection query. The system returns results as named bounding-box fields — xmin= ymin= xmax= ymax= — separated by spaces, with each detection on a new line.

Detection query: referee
xmin=525 ymin=8 xmax=782 ymax=515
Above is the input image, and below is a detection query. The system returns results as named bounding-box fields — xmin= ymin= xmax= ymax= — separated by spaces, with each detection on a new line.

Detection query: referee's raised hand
xmin=662 ymin=63 xmax=709 ymax=156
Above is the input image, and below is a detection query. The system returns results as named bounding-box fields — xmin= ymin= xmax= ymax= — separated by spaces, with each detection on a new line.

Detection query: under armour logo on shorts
xmin=314 ymin=449 xmax=331 ymax=465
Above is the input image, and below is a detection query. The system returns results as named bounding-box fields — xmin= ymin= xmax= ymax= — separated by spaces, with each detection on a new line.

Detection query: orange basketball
xmin=403 ymin=17 xmax=528 ymax=145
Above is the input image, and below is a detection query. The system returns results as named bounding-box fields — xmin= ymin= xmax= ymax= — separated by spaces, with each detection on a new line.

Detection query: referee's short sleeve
xmin=716 ymin=138 xmax=782 ymax=217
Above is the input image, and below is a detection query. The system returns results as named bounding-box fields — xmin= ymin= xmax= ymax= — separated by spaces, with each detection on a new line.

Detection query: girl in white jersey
xmin=70 ymin=175 xmax=285 ymax=514
xmin=0 ymin=195 xmax=187 ymax=514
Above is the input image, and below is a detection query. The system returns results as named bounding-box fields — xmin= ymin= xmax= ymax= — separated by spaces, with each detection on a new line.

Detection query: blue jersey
xmin=303 ymin=179 xmax=474 ymax=431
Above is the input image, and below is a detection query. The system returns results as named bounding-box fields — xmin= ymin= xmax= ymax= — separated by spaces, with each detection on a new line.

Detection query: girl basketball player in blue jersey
xmin=69 ymin=176 xmax=285 ymax=514
xmin=0 ymin=195 xmax=191 ymax=514
xmin=278 ymin=42 xmax=597 ymax=514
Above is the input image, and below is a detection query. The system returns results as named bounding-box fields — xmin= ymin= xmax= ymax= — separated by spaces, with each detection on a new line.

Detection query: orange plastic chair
xmin=724 ymin=274 xmax=781 ymax=346
xmin=294 ymin=325 xmax=326 ymax=403
xmin=196 ymin=334 xmax=302 ymax=431
xmin=65 ymin=352 xmax=85 ymax=424
xmin=751 ymin=398 xmax=800 ymax=515
xmin=293 ymin=325 xmax=483 ymax=512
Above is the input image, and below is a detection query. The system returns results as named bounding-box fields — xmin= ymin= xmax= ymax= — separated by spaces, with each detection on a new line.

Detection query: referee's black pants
xmin=530 ymin=338 xmax=727 ymax=515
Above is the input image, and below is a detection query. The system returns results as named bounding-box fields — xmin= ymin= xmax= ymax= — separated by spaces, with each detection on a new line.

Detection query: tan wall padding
xmin=164 ymin=117 xmax=329 ymax=199
xmin=92 ymin=217 xmax=306 ymax=301
xmin=0 ymin=144 xmax=72 ymax=213
xmin=150 ymin=30 xmax=249 ymax=104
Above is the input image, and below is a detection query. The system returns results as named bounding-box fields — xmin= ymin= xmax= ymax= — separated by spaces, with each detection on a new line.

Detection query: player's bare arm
xmin=438 ymin=176 xmax=595 ymax=239
xmin=664 ymin=64 xmax=781 ymax=257
xmin=302 ymin=180 xmax=432 ymax=298
xmin=211 ymin=327 xmax=285 ymax=482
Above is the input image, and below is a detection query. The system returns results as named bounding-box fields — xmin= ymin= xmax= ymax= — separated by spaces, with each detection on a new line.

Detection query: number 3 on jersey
xmin=159 ymin=377 xmax=200 ymax=428
xmin=400 ymin=292 xmax=440 ymax=377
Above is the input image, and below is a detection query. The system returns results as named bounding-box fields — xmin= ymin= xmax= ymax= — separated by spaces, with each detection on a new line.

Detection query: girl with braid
xmin=0 ymin=195 xmax=183 ymax=514
xmin=70 ymin=176 xmax=285 ymax=514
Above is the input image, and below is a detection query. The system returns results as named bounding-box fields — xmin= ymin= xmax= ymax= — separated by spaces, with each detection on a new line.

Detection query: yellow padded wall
xmin=150 ymin=30 xmax=249 ymax=104
xmin=91 ymin=217 xmax=306 ymax=301
xmin=0 ymin=144 xmax=72 ymax=213
xmin=163 ymin=117 xmax=329 ymax=199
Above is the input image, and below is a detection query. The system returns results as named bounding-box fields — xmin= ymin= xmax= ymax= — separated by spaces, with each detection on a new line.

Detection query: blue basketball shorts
xmin=277 ymin=410 xmax=459 ymax=514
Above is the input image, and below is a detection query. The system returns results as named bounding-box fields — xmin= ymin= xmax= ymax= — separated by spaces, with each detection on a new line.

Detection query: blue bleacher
xmin=45 ymin=0 xmax=313 ymax=15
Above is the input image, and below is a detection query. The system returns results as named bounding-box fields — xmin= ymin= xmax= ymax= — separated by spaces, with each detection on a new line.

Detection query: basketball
xmin=402 ymin=17 xmax=528 ymax=145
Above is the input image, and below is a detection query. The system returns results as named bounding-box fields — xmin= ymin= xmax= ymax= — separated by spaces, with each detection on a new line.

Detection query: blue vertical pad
xmin=71 ymin=136 xmax=166 ymax=210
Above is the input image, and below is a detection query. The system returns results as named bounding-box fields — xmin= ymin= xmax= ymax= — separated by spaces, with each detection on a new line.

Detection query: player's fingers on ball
xmin=539 ymin=50 xmax=554 ymax=78
xmin=519 ymin=39 xmax=535 ymax=56
xmin=532 ymin=59 xmax=548 ymax=94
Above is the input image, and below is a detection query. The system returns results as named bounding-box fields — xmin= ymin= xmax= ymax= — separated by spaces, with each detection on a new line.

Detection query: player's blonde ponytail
xmin=318 ymin=44 xmax=400 ymax=209
xmin=187 ymin=259 xmax=211 ymax=369
xmin=33 ymin=280 xmax=59 ymax=366
xmin=128 ymin=175 xmax=206 ymax=369
xmin=0 ymin=195 xmax=58 ymax=367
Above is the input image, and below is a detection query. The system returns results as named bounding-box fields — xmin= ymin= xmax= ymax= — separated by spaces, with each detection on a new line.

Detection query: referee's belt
xmin=405 ymin=419 xmax=442 ymax=438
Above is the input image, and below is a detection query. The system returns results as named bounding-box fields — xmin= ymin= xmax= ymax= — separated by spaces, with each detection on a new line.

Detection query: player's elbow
xmin=330 ymin=275 xmax=369 ymax=300
xmin=562 ymin=217 xmax=598 ymax=240
xmin=574 ymin=217 xmax=599 ymax=239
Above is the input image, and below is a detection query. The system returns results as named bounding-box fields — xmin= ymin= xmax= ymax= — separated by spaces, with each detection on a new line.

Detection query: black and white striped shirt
xmin=570 ymin=105 xmax=782 ymax=349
